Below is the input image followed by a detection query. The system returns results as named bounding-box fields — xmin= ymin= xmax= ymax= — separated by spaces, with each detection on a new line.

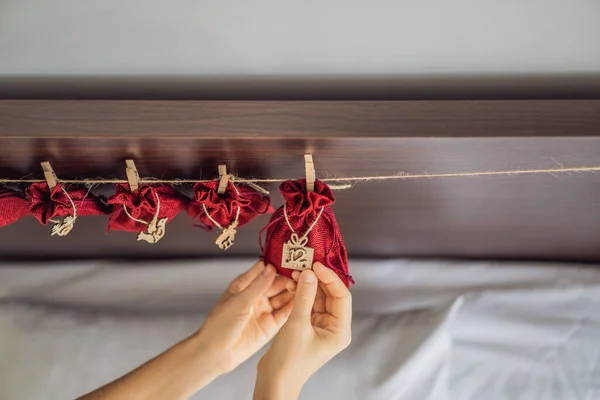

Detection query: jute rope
xmin=0 ymin=166 xmax=599 ymax=190
xmin=203 ymin=205 xmax=241 ymax=231
xmin=283 ymin=204 xmax=325 ymax=242
xmin=48 ymin=187 xmax=78 ymax=233
xmin=48 ymin=186 xmax=77 ymax=224
xmin=200 ymin=179 xmax=243 ymax=230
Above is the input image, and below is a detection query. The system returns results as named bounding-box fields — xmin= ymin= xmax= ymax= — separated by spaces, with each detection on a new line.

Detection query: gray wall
xmin=1 ymin=0 xmax=599 ymax=76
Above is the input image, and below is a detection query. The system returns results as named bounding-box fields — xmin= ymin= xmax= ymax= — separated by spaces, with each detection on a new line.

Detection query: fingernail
xmin=263 ymin=265 xmax=274 ymax=276
xmin=291 ymin=271 xmax=300 ymax=281
xmin=300 ymin=271 xmax=316 ymax=283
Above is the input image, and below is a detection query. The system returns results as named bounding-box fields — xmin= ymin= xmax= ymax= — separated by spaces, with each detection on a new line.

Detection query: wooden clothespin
xmin=304 ymin=154 xmax=315 ymax=192
xmin=125 ymin=159 xmax=140 ymax=192
xmin=40 ymin=161 xmax=58 ymax=190
xmin=217 ymin=164 xmax=230 ymax=194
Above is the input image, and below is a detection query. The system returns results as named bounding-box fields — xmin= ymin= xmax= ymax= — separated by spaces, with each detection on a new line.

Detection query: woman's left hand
xmin=195 ymin=262 xmax=295 ymax=374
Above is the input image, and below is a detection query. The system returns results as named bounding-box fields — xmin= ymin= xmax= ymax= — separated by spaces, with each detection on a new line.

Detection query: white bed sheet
xmin=1 ymin=259 xmax=599 ymax=399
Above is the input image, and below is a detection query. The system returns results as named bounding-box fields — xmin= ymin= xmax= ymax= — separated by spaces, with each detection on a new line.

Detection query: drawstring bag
xmin=260 ymin=179 xmax=353 ymax=287
xmin=26 ymin=182 xmax=108 ymax=236
xmin=188 ymin=181 xmax=272 ymax=249
xmin=107 ymin=184 xmax=188 ymax=243
xmin=0 ymin=186 xmax=30 ymax=228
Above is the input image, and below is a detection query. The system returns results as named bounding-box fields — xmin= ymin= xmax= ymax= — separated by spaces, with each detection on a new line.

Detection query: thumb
xmin=289 ymin=270 xmax=318 ymax=323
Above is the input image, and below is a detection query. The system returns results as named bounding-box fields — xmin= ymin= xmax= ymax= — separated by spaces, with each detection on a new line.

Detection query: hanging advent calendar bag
xmin=26 ymin=182 xmax=108 ymax=236
xmin=107 ymin=184 xmax=188 ymax=243
xmin=188 ymin=180 xmax=272 ymax=249
xmin=260 ymin=179 xmax=354 ymax=287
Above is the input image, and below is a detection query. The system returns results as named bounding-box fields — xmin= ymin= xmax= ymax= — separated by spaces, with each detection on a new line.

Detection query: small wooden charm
xmin=137 ymin=215 xmax=168 ymax=244
xmin=281 ymin=233 xmax=315 ymax=271
xmin=51 ymin=215 xmax=76 ymax=236
xmin=215 ymin=220 xmax=239 ymax=250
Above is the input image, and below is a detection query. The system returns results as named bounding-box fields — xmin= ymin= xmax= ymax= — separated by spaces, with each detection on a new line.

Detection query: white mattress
xmin=1 ymin=259 xmax=600 ymax=399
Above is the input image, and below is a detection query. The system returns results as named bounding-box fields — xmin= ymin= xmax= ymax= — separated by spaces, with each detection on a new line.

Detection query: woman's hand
xmin=195 ymin=261 xmax=295 ymax=375
xmin=254 ymin=263 xmax=352 ymax=400
xmin=79 ymin=262 xmax=294 ymax=400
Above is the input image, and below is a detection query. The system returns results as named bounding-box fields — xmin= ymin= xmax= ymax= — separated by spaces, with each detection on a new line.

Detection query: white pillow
xmin=0 ymin=300 xmax=461 ymax=400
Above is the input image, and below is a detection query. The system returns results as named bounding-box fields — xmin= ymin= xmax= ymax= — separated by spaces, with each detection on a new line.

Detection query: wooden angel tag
xmin=137 ymin=215 xmax=168 ymax=244
xmin=281 ymin=233 xmax=314 ymax=271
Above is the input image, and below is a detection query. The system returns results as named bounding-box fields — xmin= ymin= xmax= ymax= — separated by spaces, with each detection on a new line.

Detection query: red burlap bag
xmin=26 ymin=182 xmax=107 ymax=225
xmin=188 ymin=181 xmax=272 ymax=230
xmin=260 ymin=179 xmax=353 ymax=287
xmin=188 ymin=181 xmax=272 ymax=249
xmin=0 ymin=186 xmax=30 ymax=227
xmin=107 ymin=184 xmax=187 ymax=237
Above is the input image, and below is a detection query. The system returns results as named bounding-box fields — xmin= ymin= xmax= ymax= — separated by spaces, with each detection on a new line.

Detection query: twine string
xmin=202 ymin=204 xmax=241 ymax=231
xmin=200 ymin=179 xmax=243 ymax=230
xmin=49 ymin=186 xmax=78 ymax=225
xmin=1 ymin=166 xmax=599 ymax=189
xmin=283 ymin=204 xmax=325 ymax=242
xmin=231 ymin=177 xmax=270 ymax=195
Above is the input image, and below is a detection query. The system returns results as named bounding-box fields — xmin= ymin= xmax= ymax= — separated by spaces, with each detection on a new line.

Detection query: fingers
xmin=265 ymin=275 xmax=291 ymax=298
xmin=312 ymin=263 xmax=351 ymax=298
xmin=272 ymin=298 xmax=295 ymax=327
xmin=234 ymin=264 xmax=277 ymax=309
xmin=312 ymin=263 xmax=352 ymax=326
xmin=288 ymin=270 xmax=318 ymax=324
xmin=286 ymin=279 xmax=297 ymax=293
xmin=286 ymin=270 xmax=326 ymax=313
xmin=227 ymin=261 xmax=266 ymax=295
xmin=270 ymin=290 xmax=294 ymax=310
xmin=313 ymin=284 xmax=327 ymax=314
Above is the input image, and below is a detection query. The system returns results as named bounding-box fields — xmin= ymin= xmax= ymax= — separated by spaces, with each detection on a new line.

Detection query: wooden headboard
xmin=1 ymin=99 xmax=599 ymax=261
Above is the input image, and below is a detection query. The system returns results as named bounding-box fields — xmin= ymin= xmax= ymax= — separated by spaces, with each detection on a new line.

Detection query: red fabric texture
xmin=260 ymin=179 xmax=353 ymax=287
xmin=188 ymin=181 xmax=272 ymax=230
xmin=26 ymin=182 xmax=107 ymax=225
xmin=107 ymin=184 xmax=188 ymax=232
xmin=0 ymin=186 xmax=30 ymax=227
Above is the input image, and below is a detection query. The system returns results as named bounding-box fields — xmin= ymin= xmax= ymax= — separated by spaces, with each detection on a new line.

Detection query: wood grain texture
xmin=1 ymin=100 xmax=600 ymax=139
xmin=0 ymin=100 xmax=599 ymax=262
xmin=2 ymin=74 xmax=600 ymax=100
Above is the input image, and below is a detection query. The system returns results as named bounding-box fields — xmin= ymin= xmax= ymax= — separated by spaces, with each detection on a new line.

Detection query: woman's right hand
xmin=254 ymin=262 xmax=352 ymax=400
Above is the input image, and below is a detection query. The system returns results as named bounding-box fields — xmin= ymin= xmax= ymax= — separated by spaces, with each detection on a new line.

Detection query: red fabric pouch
xmin=107 ymin=184 xmax=188 ymax=242
xmin=25 ymin=182 xmax=108 ymax=235
xmin=260 ymin=179 xmax=353 ymax=287
xmin=188 ymin=181 xmax=272 ymax=248
xmin=0 ymin=186 xmax=30 ymax=228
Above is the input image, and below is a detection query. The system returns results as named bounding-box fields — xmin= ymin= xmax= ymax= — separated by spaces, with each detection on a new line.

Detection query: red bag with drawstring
xmin=260 ymin=179 xmax=353 ymax=287
xmin=107 ymin=184 xmax=187 ymax=233
xmin=26 ymin=182 xmax=107 ymax=225
xmin=188 ymin=181 xmax=272 ymax=231
xmin=0 ymin=186 xmax=30 ymax=227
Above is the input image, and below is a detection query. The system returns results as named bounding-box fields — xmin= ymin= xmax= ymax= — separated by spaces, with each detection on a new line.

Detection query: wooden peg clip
xmin=40 ymin=161 xmax=58 ymax=190
xmin=217 ymin=165 xmax=230 ymax=194
xmin=304 ymin=154 xmax=315 ymax=192
xmin=125 ymin=159 xmax=140 ymax=192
